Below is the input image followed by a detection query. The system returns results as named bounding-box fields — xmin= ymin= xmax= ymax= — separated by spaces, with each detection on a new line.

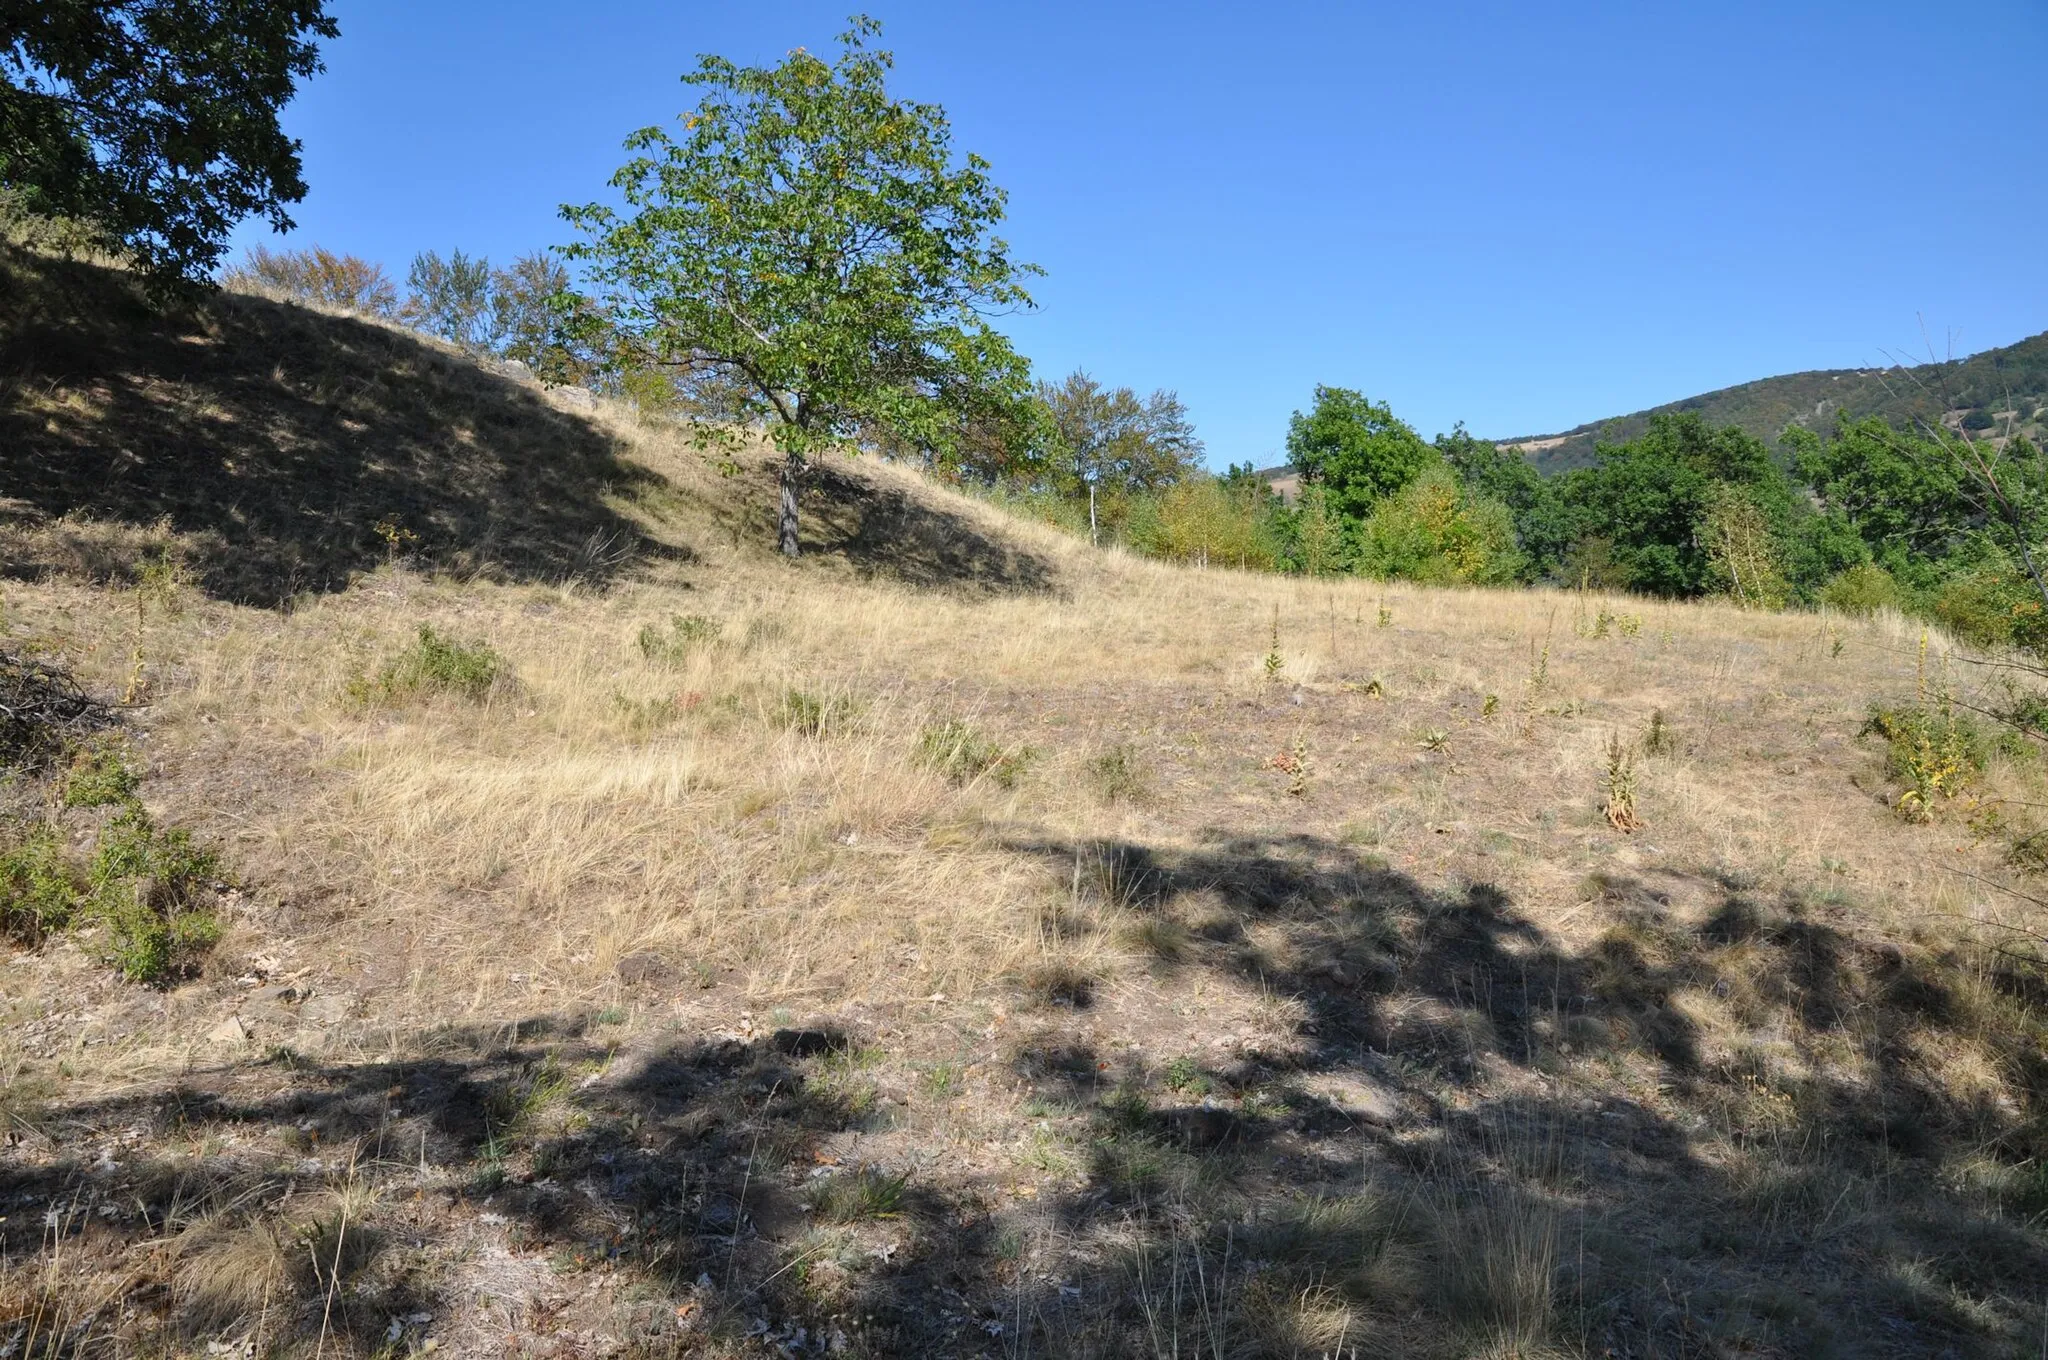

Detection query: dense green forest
xmin=981 ymin=373 xmax=2048 ymax=651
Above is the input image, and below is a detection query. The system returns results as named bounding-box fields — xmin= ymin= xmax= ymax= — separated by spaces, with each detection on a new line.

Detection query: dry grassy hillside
xmin=4 ymin=248 xmax=2048 ymax=1359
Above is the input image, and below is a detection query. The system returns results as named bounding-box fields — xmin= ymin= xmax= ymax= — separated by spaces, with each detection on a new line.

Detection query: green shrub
xmin=1089 ymin=743 xmax=1145 ymax=802
xmin=1355 ymin=467 xmax=1523 ymax=585
xmin=1 ymin=823 xmax=80 ymax=943
xmin=358 ymin=625 xmax=508 ymax=703
xmin=62 ymin=739 xmax=140 ymax=808
xmin=1820 ymin=563 xmax=1902 ymax=616
xmin=1930 ymin=567 xmax=2048 ymax=653
xmin=637 ymin=613 xmax=721 ymax=664
xmin=916 ymin=719 xmax=1033 ymax=787
xmin=87 ymin=806 xmax=223 ymax=985
xmin=775 ymin=687 xmax=857 ymax=736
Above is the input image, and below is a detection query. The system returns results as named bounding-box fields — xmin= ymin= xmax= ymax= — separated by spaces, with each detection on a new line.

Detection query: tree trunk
xmin=778 ymin=450 xmax=803 ymax=558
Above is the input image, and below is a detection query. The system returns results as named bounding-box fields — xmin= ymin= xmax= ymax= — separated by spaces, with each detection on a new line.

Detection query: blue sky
xmin=233 ymin=1 xmax=2048 ymax=469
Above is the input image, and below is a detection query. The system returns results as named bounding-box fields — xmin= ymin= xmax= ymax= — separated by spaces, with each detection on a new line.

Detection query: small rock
xmin=207 ymin=1015 xmax=251 ymax=1046
xmin=299 ymin=992 xmax=356 ymax=1025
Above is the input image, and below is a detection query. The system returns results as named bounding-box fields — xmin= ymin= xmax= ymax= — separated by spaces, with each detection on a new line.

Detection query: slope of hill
xmin=4 ymin=247 xmax=2048 ymax=1359
xmin=1498 ymin=329 xmax=2048 ymax=473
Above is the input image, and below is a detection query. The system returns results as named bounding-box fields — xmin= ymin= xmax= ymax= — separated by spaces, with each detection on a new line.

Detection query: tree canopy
xmin=1036 ymin=370 xmax=1202 ymax=496
xmin=0 ymin=0 xmax=336 ymax=288
xmin=560 ymin=15 xmax=1041 ymax=556
xmin=1284 ymin=386 xmax=1437 ymax=518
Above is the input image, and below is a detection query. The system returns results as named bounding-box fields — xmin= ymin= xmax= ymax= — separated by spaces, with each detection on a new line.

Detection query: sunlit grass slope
xmin=3 ymin=246 xmax=2046 ymax=1359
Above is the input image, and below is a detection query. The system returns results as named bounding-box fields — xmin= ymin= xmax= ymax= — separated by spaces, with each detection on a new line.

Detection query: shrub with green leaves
xmin=87 ymin=806 xmax=223 ymax=985
xmin=916 ymin=719 xmax=1033 ymax=787
xmin=1820 ymin=563 xmax=1902 ymax=616
xmin=62 ymin=739 xmax=140 ymax=808
xmin=638 ymin=613 xmax=722 ymax=664
xmin=1931 ymin=566 xmax=2048 ymax=653
xmin=1 ymin=823 xmax=80 ymax=944
xmin=358 ymin=625 xmax=508 ymax=703
xmin=1089 ymin=743 xmax=1145 ymax=802
xmin=1862 ymin=701 xmax=1985 ymax=822
xmin=775 ymin=687 xmax=858 ymax=736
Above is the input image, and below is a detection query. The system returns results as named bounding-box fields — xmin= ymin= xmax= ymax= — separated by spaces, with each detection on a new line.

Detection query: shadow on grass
xmin=0 ymin=246 xmax=673 ymax=605
xmin=1 ymin=245 xmax=1058 ymax=606
xmin=3 ymin=839 xmax=2045 ymax=1356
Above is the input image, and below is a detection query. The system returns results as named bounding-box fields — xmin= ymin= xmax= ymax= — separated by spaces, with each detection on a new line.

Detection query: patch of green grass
xmin=919 ymin=1061 xmax=963 ymax=1099
xmin=916 ymin=718 xmax=1034 ymax=788
xmin=806 ymin=1166 xmax=910 ymax=1223
xmin=637 ymin=613 xmax=721 ymax=664
xmin=354 ymin=624 xmax=508 ymax=704
xmin=775 ymin=687 xmax=859 ymax=737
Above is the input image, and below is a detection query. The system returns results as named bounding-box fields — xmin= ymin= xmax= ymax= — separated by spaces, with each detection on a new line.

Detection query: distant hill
xmin=1495 ymin=329 xmax=2048 ymax=475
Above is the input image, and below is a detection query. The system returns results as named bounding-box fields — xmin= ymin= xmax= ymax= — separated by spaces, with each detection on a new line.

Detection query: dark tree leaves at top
xmin=0 ymin=0 xmax=337 ymax=288
xmin=560 ymin=16 xmax=1041 ymax=557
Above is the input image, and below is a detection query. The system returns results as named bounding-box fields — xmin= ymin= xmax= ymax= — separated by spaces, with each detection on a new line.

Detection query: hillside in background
xmin=1497 ymin=328 xmax=2048 ymax=473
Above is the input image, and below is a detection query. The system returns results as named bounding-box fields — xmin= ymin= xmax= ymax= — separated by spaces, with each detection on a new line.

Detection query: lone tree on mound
xmin=560 ymin=15 xmax=1041 ymax=557
xmin=0 ymin=0 xmax=337 ymax=288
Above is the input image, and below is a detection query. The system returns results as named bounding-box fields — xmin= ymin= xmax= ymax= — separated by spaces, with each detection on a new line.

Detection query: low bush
xmin=62 ymin=738 xmax=140 ymax=808
xmin=1 ymin=823 xmax=79 ymax=944
xmin=88 ymin=806 xmax=224 ymax=984
xmin=3 ymin=799 xmax=223 ymax=984
xmin=355 ymin=625 xmax=509 ymax=704
xmin=1862 ymin=700 xmax=1985 ymax=822
xmin=916 ymin=719 xmax=1033 ymax=787
xmin=1088 ymin=743 xmax=1145 ymax=802
xmin=775 ymin=687 xmax=858 ymax=736
xmin=1930 ymin=566 xmax=2048 ymax=653
xmin=637 ymin=613 xmax=721 ymax=664
xmin=1820 ymin=563 xmax=1902 ymax=616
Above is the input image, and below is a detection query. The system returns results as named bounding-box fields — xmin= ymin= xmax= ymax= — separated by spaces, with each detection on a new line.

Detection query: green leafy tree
xmin=560 ymin=16 xmax=1041 ymax=557
xmin=1355 ymin=466 xmax=1521 ymax=585
xmin=1436 ymin=424 xmax=1569 ymax=580
xmin=1788 ymin=415 xmax=1964 ymax=588
xmin=490 ymin=251 xmax=589 ymax=381
xmin=405 ymin=248 xmax=498 ymax=352
xmin=1292 ymin=480 xmax=1346 ymax=576
xmin=1572 ymin=413 xmax=1797 ymax=596
xmin=1037 ymin=369 xmax=1202 ymax=495
xmin=1 ymin=0 xmax=337 ymax=288
xmin=1284 ymin=386 xmax=1436 ymax=519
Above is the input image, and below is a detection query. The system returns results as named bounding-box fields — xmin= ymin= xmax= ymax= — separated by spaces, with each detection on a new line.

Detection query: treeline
xmin=221 ymin=245 xmax=593 ymax=384
xmin=987 ymin=379 xmax=2048 ymax=649
xmin=221 ymin=245 xmax=2048 ymax=650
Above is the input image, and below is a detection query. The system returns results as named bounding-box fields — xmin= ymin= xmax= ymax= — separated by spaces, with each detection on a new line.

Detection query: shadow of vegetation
xmin=0 ymin=246 xmax=675 ymax=605
xmin=802 ymin=459 xmax=1056 ymax=596
xmin=4 ymin=838 xmax=2045 ymax=1356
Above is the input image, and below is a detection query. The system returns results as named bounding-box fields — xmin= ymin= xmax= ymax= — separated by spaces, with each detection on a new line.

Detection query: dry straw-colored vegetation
xmin=4 ymin=244 xmax=2048 ymax=1358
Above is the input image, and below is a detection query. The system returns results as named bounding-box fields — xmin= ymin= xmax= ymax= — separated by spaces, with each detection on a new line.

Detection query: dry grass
xmin=4 ymin=247 xmax=2048 ymax=1357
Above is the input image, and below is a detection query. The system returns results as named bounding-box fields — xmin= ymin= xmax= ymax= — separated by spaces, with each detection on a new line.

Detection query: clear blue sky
xmin=230 ymin=1 xmax=2048 ymax=468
